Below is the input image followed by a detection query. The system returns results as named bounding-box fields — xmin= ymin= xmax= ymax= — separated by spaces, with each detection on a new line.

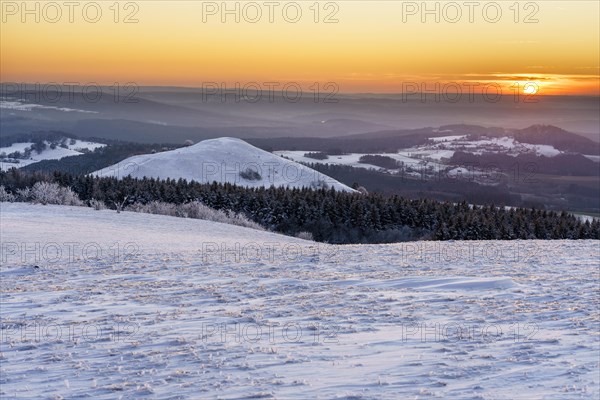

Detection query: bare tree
xmin=114 ymin=196 xmax=129 ymax=213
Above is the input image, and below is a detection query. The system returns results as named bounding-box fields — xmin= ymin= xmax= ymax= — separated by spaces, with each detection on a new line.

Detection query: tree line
xmin=1 ymin=168 xmax=598 ymax=243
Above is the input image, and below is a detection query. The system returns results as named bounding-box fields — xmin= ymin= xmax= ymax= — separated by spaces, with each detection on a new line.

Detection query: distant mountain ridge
xmin=3 ymin=85 xmax=598 ymax=141
xmin=430 ymin=124 xmax=600 ymax=155
xmin=247 ymin=124 xmax=600 ymax=156
xmin=512 ymin=124 xmax=600 ymax=154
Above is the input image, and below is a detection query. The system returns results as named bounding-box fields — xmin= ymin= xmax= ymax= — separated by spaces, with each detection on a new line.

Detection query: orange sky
xmin=1 ymin=1 xmax=598 ymax=95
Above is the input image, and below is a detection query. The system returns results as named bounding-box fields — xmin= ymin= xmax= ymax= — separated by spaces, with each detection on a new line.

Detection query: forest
xmin=1 ymin=168 xmax=597 ymax=243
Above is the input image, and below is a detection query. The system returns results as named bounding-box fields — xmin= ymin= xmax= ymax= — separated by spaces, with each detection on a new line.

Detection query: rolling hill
xmin=92 ymin=137 xmax=354 ymax=191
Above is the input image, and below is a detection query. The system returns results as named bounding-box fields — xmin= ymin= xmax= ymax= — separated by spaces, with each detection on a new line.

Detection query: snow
xmin=522 ymin=143 xmax=562 ymax=157
xmin=0 ymin=142 xmax=34 ymax=154
xmin=0 ymin=140 xmax=106 ymax=170
xmin=1 ymin=202 xmax=599 ymax=399
xmin=0 ymin=99 xmax=98 ymax=113
xmin=93 ymin=138 xmax=354 ymax=192
xmin=278 ymin=134 xmax=567 ymax=186
xmin=425 ymin=136 xmax=563 ymax=158
xmin=277 ymin=151 xmax=386 ymax=171
xmin=430 ymin=135 xmax=467 ymax=142
xmin=406 ymin=135 xmax=563 ymax=161
xmin=419 ymin=149 xmax=456 ymax=161
xmin=583 ymin=155 xmax=600 ymax=163
xmin=277 ymin=151 xmax=447 ymax=172
xmin=447 ymin=166 xmax=473 ymax=177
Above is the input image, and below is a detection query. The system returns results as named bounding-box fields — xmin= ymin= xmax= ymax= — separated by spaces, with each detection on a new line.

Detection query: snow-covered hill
xmin=1 ymin=203 xmax=599 ymax=399
xmin=0 ymin=203 xmax=312 ymax=257
xmin=276 ymin=129 xmax=599 ymax=184
xmin=93 ymin=137 xmax=354 ymax=191
xmin=277 ymin=135 xmax=575 ymax=170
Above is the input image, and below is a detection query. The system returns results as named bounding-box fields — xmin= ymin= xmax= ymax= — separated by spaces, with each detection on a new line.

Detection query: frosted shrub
xmin=181 ymin=201 xmax=228 ymax=220
xmin=295 ymin=231 xmax=314 ymax=241
xmin=89 ymin=199 xmax=107 ymax=210
xmin=31 ymin=182 xmax=59 ymax=204
xmin=16 ymin=187 xmax=32 ymax=202
xmin=125 ymin=200 xmax=264 ymax=231
xmin=61 ymin=189 xmax=84 ymax=206
xmin=180 ymin=201 xmax=264 ymax=230
xmin=29 ymin=182 xmax=84 ymax=206
xmin=0 ymin=186 xmax=16 ymax=202
xmin=219 ymin=211 xmax=264 ymax=231
xmin=127 ymin=201 xmax=177 ymax=216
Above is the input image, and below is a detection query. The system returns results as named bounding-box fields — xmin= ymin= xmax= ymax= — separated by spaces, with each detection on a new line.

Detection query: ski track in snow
xmin=1 ymin=203 xmax=599 ymax=399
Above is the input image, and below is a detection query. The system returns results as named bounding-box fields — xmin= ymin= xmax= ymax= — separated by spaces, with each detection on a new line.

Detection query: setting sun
xmin=1 ymin=1 xmax=598 ymax=95
xmin=524 ymin=83 xmax=539 ymax=95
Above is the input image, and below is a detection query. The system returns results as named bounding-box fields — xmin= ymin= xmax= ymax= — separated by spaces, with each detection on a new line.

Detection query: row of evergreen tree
xmin=1 ymin=168 xmax=598 ymax=243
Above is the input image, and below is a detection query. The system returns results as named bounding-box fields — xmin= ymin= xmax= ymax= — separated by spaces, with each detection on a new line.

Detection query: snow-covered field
xmin=277 ymin=133 xmax=599 ymax=184
xmin=0 ymin=140 xmax=105 ymax=170
xmin=276 ymin=151 xmax=444 ymax=172
xmin=1 ymin=203 xmax=599 ymax=399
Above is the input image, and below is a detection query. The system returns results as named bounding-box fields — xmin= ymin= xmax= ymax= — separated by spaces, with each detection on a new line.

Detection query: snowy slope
xmin=93 ymin=137 xmax=354 ymax=191
xmin=0 ymin=139 xmax=105 ymax=170
xmin=276 ymin=132 xmax=587 ymax=185
xmin=1 ymin=203 xmax=599 ymax=399
xmin=0 ymin=202 xmax=312 ymax=258
xmin=277 ymin=136 xmax=570 ymax=174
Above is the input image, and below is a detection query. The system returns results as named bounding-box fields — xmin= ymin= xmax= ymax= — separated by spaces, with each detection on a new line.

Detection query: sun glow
xmin=523 ymin=83 xmax=539 ymax=95
xmin=0 ymin=1 xmax=598 ymax=95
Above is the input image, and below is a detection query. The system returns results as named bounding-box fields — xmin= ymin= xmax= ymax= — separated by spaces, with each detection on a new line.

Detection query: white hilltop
xmin=92 ymin=137 xmax=353 ymax=191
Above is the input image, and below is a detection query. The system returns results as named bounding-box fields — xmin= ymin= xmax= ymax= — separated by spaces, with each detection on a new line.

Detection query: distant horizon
xmin=2 ymin=81 xmax=599 ymax=98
